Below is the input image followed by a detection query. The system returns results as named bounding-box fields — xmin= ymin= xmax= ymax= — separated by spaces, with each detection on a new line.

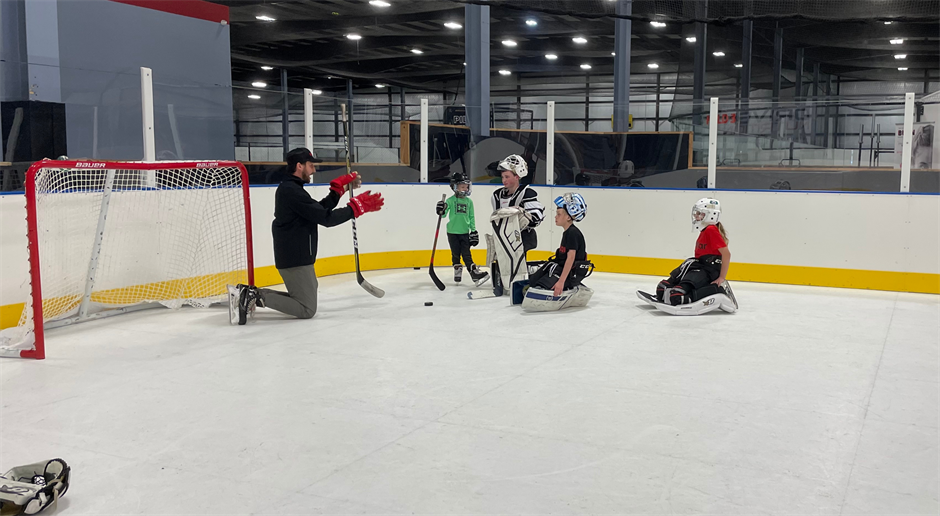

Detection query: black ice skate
xmin=469 ymin=265 xmax=490 ymax=286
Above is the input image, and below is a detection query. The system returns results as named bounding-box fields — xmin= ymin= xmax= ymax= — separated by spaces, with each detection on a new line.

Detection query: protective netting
xmin=1 ymin=162 xmax=252 ymax=358
xmin=451 ymin=0 xmax=939 ymax=23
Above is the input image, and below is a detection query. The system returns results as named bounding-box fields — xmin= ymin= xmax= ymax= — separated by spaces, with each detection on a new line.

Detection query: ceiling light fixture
xmin=411 ymin=48 xmax=423 ymax=54
xmin=369 ymin=0 xmax=391 ymax=6
xmin=580 ymin=63 xmax=592 ymax=70
xmin=898 ymin=67 xmax=908 ymax=70
xmin=248 ymin=94 xmax=261 ymax=99
xmin=611 ymin=52 xmax=616 ymax=56
xmin=894 ymin=54 xmax=907 ymax=59
xmin=376 ymin=83 xmax=386 ymax=88
xmin=884 ymin=21 xmax=893 ymax=24
xmin=260 ymin=66 xmax=274 ymax=71
xmin=545 ymin=54 xmax=558 ymax=60
xmin=502 ymin=39 xmax=517 ymax=47
xmin=346 ymin=33 xmax=362 ymax=40
xmin=312 ymin=90 xmax=322 ymax=95
xmin=686 ymin=36 xmax=696 ymax=43
xmin=734 ymin=63 xmax=743 ymax=68
xmin=648 ymin=63 xmax=659 ymax=69
xmin=255 ymin=15 xmax=275 ymax=22
xmin=572 ymin=36 xmax=587 ymax=44
xmin=251 ymin=81 xmax=267 ymax=88
xmin=444 ymin=22 xmax=462 ymax=29
xmin=525 ymin=19 xmax=537 ymax=26
xmin=650 ymin=21 xmax=666 ymax=28
xmin=890 ymin=38 xmax=904 ymax=44
xmin=498 ymin=69 xmax=511 ymax=75
xmin=713 ymin=51 xmax=725 ymax=57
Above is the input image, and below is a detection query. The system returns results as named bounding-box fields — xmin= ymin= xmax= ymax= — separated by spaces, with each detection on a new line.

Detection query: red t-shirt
xmin=695 ymin=224 xmax=727 ymax=258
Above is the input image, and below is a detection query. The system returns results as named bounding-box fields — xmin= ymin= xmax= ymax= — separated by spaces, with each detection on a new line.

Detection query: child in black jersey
xmin=528 ymin=193 xmax=591 ymax=297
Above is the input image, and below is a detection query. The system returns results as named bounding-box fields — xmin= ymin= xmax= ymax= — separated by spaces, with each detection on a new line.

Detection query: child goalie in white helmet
xmin=487 ymin=154 xmax=545 ymax=296
xmin=655 ymin=198 xmax=733 ymax=306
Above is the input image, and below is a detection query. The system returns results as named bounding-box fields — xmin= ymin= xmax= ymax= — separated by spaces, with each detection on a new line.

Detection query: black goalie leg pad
xmin=529 ymin=262 xmax=560 ymax=290
xmin=491 ymin=261 xmax=504 ymax=296
xmin=691 ymin=284 xmax=722 ymax=302
xmin=567 ymin=260 xmax=594 ymax=288
xmin=664 ymin=285 xmax=690 ymax=306
xmin=656 ymin=279 xmax=674 ymax=302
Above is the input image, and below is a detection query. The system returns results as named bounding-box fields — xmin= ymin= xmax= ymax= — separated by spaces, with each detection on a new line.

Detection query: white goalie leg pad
xmin=0 ymin=458 xmax=70 ymax=515
xmin=521 ymin=285 xmax=594 ymax=312
xmin=485 ymin=233 xmax=496 ymax=268
xmin=489 ymin=209 xmax=527 ymax=295
xmin=635 ymin=290 xmax=736 ymax=316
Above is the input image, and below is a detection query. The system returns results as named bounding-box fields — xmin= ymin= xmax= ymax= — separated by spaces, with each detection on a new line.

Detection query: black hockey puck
xmin=424 ymin=302 xmax=433 ymax=306
xmin=414 ymin=267 xmax=421 ymax=270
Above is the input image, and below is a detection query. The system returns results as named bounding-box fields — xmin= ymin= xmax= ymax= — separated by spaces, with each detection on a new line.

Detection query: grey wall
xmin=2 ymin=0 xmax=234 ymax=161
xmin=1 ymin=0 xmax=28 ymax=160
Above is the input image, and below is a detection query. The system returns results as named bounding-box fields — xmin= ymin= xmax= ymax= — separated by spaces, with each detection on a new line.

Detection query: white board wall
xmin=2 ymin=185 xmax=938 ymax=309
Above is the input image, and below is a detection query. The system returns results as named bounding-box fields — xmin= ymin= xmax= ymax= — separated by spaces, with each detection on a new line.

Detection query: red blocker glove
xmin=330 ymin=172 xmax=359 ymax=195
xmin=348 ymin=190 xmax=384 ymax=218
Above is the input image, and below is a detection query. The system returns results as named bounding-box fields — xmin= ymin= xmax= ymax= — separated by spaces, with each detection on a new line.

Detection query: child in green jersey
xmin=435 ymin=172 xmax=489 ymax=285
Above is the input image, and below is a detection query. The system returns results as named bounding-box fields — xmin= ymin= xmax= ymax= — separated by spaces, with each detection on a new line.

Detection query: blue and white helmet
xmin=554 ymin=192 xmax=587 ymax=222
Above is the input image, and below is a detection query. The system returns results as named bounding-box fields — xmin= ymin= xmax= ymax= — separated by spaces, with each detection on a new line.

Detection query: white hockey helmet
xmin=554 ymin=192 xmax=587 ymax=222
xmin=692 ymin=197 xmax=720 ymax=231
xmin=497 ymin=154 xmax=528 ymax=179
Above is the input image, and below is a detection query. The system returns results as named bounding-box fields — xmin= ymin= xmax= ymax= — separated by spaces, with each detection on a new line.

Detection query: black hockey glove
xmin=469 ymin=230 xmax=479 ymax=247
xmin=435 ymin=201 xmax=446 ymax=216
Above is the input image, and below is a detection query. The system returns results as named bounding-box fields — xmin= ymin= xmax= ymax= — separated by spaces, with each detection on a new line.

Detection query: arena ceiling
xmin=216 ymin=0 xmax=940 ymax=95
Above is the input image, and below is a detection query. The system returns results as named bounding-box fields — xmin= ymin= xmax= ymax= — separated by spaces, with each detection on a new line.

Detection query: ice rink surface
xmin=2 ymin=269 xmax=937 ymax=515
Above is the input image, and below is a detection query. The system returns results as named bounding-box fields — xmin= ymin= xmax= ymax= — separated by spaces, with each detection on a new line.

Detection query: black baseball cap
xmin=285 ymin=147 xmax=322 ymax=169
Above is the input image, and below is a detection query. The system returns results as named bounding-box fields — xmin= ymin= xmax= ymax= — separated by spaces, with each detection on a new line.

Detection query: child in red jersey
xmin=656 ymin=198 xmax=731 ymax=305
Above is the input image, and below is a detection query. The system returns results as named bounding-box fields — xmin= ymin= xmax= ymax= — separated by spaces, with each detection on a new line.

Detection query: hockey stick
xmin=467 ymin=290 xmax=498 ymax=300
xmin=429 ymin=193 xmax=447 ymax=290
xmin=341 ymin=103 xmax=385 ymax=298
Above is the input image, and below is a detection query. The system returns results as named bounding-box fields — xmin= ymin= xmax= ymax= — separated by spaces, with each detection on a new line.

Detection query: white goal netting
xmin=1 ymin=161 xmax=253 ymax=359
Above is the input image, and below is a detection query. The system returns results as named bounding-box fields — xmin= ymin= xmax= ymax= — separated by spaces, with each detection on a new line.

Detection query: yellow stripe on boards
xmin=0 ymin=303 xmax=24 ymax=330
xmin=2 ymin=251 xmax=936 ymax=331
xmin=257 ymin=250 xmax=940 ymax=294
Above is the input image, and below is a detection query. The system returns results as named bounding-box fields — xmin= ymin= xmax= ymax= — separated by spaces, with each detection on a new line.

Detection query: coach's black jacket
xmin=272 ymin=175 xmax=354 ymax=269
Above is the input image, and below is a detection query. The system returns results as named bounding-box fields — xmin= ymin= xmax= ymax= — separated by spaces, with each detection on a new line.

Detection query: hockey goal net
xmin=1 ymin=160 xmax=254 ymax=359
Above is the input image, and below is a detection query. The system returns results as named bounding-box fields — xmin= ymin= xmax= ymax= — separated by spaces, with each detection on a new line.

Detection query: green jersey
xmin=444 ymin=195 xmax=476 ymax=234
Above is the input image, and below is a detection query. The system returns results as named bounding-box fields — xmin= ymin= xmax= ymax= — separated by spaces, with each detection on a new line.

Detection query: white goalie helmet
xmin=692 ymin=197 xmax=721 ymax=231
xmin=497 ymin=154 xmax=528 ymax=179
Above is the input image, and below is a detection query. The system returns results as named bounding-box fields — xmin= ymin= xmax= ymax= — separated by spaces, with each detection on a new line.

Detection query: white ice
xmin=2 ymin=269 xmax=938 ymax=515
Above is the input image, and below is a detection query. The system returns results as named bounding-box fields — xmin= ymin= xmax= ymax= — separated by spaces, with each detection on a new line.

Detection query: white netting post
xmin=78 ymin=168 xmax=115 ymax=319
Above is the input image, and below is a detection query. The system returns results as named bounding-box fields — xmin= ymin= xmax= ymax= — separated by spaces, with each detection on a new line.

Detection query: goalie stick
xmin=341 ymin=103 xmax=385 ymax=298
xmin=429 ymin=193 xmax=447 ymax=290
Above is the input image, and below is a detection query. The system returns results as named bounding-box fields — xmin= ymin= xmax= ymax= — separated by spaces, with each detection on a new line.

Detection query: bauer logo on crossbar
xmin=74 ymin=162 xmax=106 ymax=168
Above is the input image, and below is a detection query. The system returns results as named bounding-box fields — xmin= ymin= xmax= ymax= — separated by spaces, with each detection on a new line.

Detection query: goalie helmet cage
xmin=3 ymin=160 xmax=255 ymax=360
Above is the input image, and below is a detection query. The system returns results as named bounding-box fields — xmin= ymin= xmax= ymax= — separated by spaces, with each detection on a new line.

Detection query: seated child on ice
xmin=528 ymin=193 xmax=593 ymax=296
xmin=656 ymin=197 xmax=732 ymax=305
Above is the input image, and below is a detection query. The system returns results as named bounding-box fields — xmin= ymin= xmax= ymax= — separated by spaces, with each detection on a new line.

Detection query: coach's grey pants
xmin=259 ymin=265 xmax=318 ymax=319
